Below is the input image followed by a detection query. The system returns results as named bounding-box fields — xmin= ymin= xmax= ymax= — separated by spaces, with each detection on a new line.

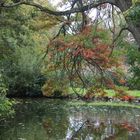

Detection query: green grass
xmin=106 ymin=90 xmax=140 ymax=97
xmin=69 ymin=87 xmax=140 ymax=98
xmin=127 ymin=90 xmax=140 ymax=97
xmin=67 ymin=88 xmax=140 ymax=108
xmin=68 ymin=101 xmax=140 ymax=109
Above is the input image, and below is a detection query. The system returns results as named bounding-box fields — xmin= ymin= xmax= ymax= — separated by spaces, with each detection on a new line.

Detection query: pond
xmin=0 ymin=99 xmax=140 ymax=140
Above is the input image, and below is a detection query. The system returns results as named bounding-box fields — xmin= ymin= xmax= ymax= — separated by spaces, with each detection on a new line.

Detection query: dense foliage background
xmin=0 ymin=0 xmax=140 ymax=117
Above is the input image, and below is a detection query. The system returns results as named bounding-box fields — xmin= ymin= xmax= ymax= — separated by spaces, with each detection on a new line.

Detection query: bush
xmin=1 ymin=46 xmax=46 ymax=96
xmin=126 ymin=45 xmax=140 ymax=89
xmin=42 ymin=79 xmax=69 ymax=97
xmin=0 ymin=74 xmax=14 ymax=118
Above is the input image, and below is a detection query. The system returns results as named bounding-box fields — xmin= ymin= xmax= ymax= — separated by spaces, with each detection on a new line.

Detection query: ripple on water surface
xmin=0 ymin=99 xmax=140 ymax=140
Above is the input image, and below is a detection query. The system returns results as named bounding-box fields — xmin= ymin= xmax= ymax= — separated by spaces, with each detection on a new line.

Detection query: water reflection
xmin=66 ymin=107 xmax=140 ymax=140
xmin=0 ymin=99 xmax=140 ymax=140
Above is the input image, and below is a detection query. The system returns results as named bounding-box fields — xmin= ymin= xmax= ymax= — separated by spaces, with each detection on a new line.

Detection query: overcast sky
xmin=50 ymin=0 xmax=62 ymax=7
xmin=49 ymin=0 xmax=97 ymax=20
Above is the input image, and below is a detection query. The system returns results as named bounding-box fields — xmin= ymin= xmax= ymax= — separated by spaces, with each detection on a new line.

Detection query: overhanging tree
xmin=0 ymin=0 xmax=139 ymax=99
xmin=0 ymin=0 xmax=140 ymax=47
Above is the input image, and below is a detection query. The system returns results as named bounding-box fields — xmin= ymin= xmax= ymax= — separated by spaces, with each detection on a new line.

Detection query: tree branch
xmin=109 ymin=27 xmax=130 ymax=56
xmin=113 ymin=27 xmax=130 ymax=43
xmin=0 ymin=0 xmax=116 ymax=16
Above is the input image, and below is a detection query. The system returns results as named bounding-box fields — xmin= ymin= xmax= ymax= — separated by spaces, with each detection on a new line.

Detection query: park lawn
xmin=69 ymin=87 xmax=140 ymax=98
xmin=127 ymin=90 xmax=140 ymax=97
xmin=106 ymin=90 xmax=140 ymax=98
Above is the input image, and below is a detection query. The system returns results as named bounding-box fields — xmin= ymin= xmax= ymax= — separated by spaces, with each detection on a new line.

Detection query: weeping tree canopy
xmin=0 ymin=0 xmax=140 ymax=47
xmin=0 ymin=0 xmax=140 ymax=97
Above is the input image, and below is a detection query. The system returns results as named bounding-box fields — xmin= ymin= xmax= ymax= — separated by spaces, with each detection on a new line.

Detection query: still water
xmin=1 ymin=99 xmax=140 ymax=140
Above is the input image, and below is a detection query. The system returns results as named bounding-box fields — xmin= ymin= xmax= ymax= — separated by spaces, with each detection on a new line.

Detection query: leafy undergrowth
xmin=41 ymin=86 xmax=140 ymax=104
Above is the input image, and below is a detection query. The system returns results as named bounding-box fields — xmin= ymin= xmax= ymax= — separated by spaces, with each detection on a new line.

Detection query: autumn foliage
xmin=45 ymin=25 xmax=131 ymax=99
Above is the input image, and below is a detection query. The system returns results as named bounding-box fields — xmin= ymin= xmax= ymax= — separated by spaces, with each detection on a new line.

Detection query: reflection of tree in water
xmin=38 ymin=100 xmax=69 ymax=140
xmin=0 ymin=99 xmax=69 ymax=140
xmin=1 ymin=100 xmax=140 ymax=140
xmin=66 ymin=107 xmax=140 ymax=140
xmin=42 ymin=114 xmax=69 ymax=140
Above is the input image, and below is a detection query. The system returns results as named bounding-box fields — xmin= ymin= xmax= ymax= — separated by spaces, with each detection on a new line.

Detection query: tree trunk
xmin=128 ymin=23 xmax=140 ymax=47
xmin=116 ymin=0 xmax=140 ymax=47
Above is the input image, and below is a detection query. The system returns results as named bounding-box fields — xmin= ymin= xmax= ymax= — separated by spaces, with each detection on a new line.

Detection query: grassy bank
xmin=68 ymin=101 xmax=140 ymax=109
xmin=106 ymin=90 xmax=140 ymax=97
xmin=69 ymin=88 xmax=140 ymax=98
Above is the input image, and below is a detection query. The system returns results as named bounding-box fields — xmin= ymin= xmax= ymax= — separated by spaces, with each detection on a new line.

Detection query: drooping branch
xmin=113 ymin=27 xmax=130 ymax=43
xmin=109 ymin=27 xmax=130 ymax=56
xmin=69 ymin=120 xmax=87 ymax=140
xmin=0 ymin=0 xmax=116 ymax=16
xmin=1 ymin=0 xmax=140 ymax=48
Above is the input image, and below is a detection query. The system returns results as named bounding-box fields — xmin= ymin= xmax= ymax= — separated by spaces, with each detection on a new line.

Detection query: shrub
xmin=42 ymin=79 xmax=69 ymax=97
xmin=0 ymin=74 xmax=14 ymax=118
xmin=1 ymin=46 xmax=45 ymax=96
xmin=126 ymin=45 xmax=140 ymax=89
